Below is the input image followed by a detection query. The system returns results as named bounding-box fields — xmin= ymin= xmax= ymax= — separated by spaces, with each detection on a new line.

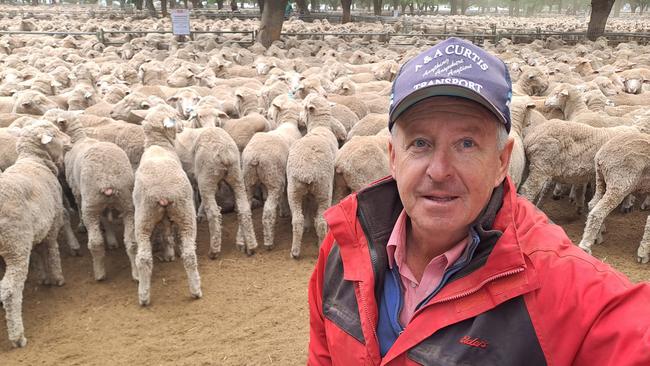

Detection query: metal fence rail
xmin=1 ymin=27 xmax=650 ymax=46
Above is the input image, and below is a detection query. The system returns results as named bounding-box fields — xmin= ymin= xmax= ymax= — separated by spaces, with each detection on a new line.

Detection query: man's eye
xmin=461 ymin=139 xmax=475 ymax=148
xmin=413 ymin=139 xmax=428 ymax=148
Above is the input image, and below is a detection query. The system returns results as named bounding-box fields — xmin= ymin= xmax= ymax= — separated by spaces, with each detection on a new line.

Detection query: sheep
xmin=133 ymin=104 xmax=201 ymax=306
xmin=83 ymin=119 xmax=145 ymax=169
xmin=578 ymin=132 xmax=650 ymax=263
xmin=222 ymin=113 xmax=271 ymax=152
xmin=11 ymin=90 xmax=59 ymax=115
xmin=241 ymin=94 xmax=303 ymax=250
xmin=327 ymin=94 xmax=370 ymax=120
xmin=167 ymin=88 xmax=201 ymax=119
xmin=286 ymin=94 xmax=343 ymax=259
xmin=544 ymin=83 xmax=633 ymax=127
xmin=55 ymin=116 xmax=137 ymax=281
xmin=0 ymin=127 xmax=20 ymax=171
xmin=109 ymin=92 xmax=166 ymax=124
xmin=0 ymin=121 xmax=70 ymax=348
xmin=175 ymin=108 xmax=258 ymax=258
xmin=512 ymin=66 xmax=550 ymax=96
xmin=520 ymin=120 xmax=650 ymax=213
xmin=346 ymin=113 xmax=389 ymax=140
xmin=333 ymin=131 xmax=390 ymax=204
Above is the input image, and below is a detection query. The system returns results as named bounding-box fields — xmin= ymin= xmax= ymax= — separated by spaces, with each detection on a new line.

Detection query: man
xmin=307 ymin=37 xmax=650 ymax=365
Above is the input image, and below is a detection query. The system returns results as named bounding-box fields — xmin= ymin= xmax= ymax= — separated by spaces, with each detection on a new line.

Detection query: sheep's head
xmin=13 ymin=90 xmax=58 ymax=115
xmin=141 ymin=104 xmax=183 ymax=144
xmin=167 ymin=89 xmax=201 ymax=119
xmin=42 ymin=109 xmax=82 ymax=133
xmin=188 ymin=106 xmax=228 ymax=129
xmin=519 ymin=66 xmax=549 ymax=96
xmin=544 ymin=85 xmax=572 ymax=110
xmin=167 ymin=67 xmax=196 ymax=88
xmin=333 ymin=77 xmax=356 ymax=96
xmin=18 ymin=120 xmax=71 ymax=170
xmin=234 ymin=87 xmax=263 ymax=117
xmin=268 ymin=94 xmax=300 ymax=125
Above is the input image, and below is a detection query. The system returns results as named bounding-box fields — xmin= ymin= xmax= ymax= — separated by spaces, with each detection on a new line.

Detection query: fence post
xmin=98 ymin=28 xmax=105 ymax=44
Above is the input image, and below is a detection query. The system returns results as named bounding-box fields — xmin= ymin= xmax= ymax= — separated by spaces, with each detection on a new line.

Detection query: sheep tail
xmin=158 ymin=198 xmax=172 ymax=207
xmin=101 ymin=187 xmax=115 ymax=197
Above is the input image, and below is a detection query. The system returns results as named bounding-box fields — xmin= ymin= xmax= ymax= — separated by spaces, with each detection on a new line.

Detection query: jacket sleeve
xmin=307 ymin=231 xmax=336 ymax=366
xmin=572 ymin=280 xmax=650 ymax=366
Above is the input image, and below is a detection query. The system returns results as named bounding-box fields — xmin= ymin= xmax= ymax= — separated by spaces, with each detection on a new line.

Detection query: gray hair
xmin=391 ymin=119 xmax=510 ymax=152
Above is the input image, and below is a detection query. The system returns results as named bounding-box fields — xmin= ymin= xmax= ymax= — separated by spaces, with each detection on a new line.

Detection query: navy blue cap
xmin=388 ymin=37 xmax=512 ymax=133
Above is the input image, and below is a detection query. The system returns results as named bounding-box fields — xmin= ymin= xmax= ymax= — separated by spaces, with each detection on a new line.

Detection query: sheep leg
xmin=200 ymin=181 xmax=223 ymax=259
xmin=518 ymin=170 xmax=549 ymax=206
xmin=135 ymin=211 xmax=157 ymax=306
xmin=332 ymin=173 xmax=348 ymax=205
xmin=122 ymin=210 xmax=138 ymax=281
xmin=552 ymin=183 xmax=568 ymax=200
xmin=279 ymin=190 xmax=291 ymax=218
xmin=62 ymin=207 xmax=81 ymax=256
xmin=175 ymin=215 xmax=202 ymax=300
xmin=43 ymin=229 xmax=64 ymax=286
xmin=101 ymin=212 xmax=120 ymax=250
xmin=637 ymin=214 xmax=650 ymax=264
xmin=641 ymin=195 xmax=650 ymax=211
xmin=262 ymin=188 xmax=281 ymax=250
xmin=579 ymin=189 xmax=628 ymax=254
xmin=83 ymin=209 xmax=107 ymax=281
xmin=288 ymin=180 xmax=306 ymax=259
xmin=0 ymin=252 xmax=30 ymax=347
xmin=314 ymin=183 xmax=333 ymax=246
xmin=159 ymin=218 xmax=175 ymax=262
xmin=30 ymin=247 xmax=47 ymax=285
xmin=620 ymin=194 xmax=636 ymax=214
xmin=573 ymin=183 xmax=587 ymax=215
xmin=227 ymin=171 xmax=258 ymax=256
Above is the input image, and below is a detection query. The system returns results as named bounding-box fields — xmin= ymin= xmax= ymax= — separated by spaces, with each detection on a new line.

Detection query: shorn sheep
xmin=133 ymin=104 xmax=201 ymax=306
xmin=578 ymin=132 xmax=650 ymax=263
xmin=0 ymin=121 xmax=70 ymax=348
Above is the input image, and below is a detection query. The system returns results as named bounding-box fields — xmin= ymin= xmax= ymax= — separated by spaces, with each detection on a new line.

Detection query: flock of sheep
xmin=1 ymin=12 xmax=650 ymax=349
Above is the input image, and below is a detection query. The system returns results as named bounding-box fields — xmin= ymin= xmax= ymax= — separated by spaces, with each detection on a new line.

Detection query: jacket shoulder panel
xmin=323 ymin=243 xmax=365 ymax=345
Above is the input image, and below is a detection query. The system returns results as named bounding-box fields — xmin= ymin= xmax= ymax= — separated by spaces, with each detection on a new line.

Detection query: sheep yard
xmin=2 ymin=2 xmax=650 ymax=364
xmin=0 ymin=197 xmax=648 ymax=365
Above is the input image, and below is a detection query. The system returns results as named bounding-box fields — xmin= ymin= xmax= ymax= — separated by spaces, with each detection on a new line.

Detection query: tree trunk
xmin=391 ymin=0 xmax=398 ymax=10
xmin=341 ymin=0 xmax=352 ymax=22
xmin=461 ymin=0 xmax=468 ymax=14
xmin=230 ymin=0 xmax=238 ymax=10
xmin=120 ymin=0 xmax=126 ymax=9
xmin=373 ymin=0 xmax=382 ymax=15
xmin=587 ymin=0 xmax=615 ymax=40
xmin=31 ymin=0 xmax=37 ymax=5
xmin=257 ymin=0 xmax=288 ymax=47
xmin=145 ymin=0 xmax=156 ymax=14
xmin=161 ymin=0 xmax=168 ymax=16
xmin=450 ymin=0 xmax=458 ymax=14
xmin=135 ymin=0 xmax=143 ymax=10
xmin=296 ymin=0 xmax=310 ymax=14
xmin=216 ymin=0 xmax=223 ymax=9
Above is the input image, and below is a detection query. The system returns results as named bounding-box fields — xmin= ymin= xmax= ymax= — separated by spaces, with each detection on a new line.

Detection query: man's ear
xmin=496 ymin=136 xmax=515 ymax=187
xmin=388 ymin=131 xmax=396 ymax=178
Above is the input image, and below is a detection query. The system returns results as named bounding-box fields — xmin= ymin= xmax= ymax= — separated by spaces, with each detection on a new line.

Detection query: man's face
xmin=389 ymin=96 xmax=513 ymax=243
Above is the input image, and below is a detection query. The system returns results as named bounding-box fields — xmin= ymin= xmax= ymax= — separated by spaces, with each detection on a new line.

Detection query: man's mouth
xmin=424 ymin=194 xmax=458 ymax=202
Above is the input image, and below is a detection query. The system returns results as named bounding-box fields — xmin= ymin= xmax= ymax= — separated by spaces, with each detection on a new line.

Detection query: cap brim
xmin=389 ymin=85 xmax=508 ymax=130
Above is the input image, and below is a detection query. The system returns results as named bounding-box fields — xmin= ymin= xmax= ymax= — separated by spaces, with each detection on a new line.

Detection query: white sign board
xmin=171 ymin=9 xmax=190 ymax=36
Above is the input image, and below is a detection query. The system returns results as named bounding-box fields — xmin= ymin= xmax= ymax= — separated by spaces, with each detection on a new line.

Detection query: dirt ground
xmin=1 ymin=197 xmax=649 ymax=365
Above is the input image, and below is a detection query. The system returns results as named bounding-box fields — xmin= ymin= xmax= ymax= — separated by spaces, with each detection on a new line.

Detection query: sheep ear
xmin=526 ymin=102 xmax=536 ymax=109
xmin=560 ymin=90 xmax=569 ymax=96
xmin=140 ymin=100 xmax=150 ymax=108
xmin=130 ymin=109 xmax=148 ymax=120
xmin=163 ymin=117 xmax=176 ymax=128
xmin=330 ymin=118 xmax=347 ymax=141
xmin=527 ymin=73 xmax=534 ymax=79
xmin=84 ymin=91 xmax=92 ymax=99
xmin=167 ymin=95 xmax=179 ymax=103
xmin=41 ymin=134 xmax=53 ymax=145
xmin=235 ymin=90 xmax=244 ymax=99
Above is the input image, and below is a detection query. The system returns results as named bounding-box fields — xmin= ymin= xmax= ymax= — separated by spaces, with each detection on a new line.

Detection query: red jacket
xmin=308 ymin=176 xmax=650 ymax=365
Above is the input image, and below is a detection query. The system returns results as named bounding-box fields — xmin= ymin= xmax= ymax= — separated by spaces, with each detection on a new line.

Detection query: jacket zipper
xmin=356 ymin=281 xmax=379 ymax=363
xmin=432 ymin=267 xmax=524 ymax=305
xmin=357 ymin=208 xmax=378 ymax=281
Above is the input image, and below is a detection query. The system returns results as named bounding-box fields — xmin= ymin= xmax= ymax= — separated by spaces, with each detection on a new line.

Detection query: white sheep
xmin=241 ymin=94 xmax=303 ymax=250
xmin=286 ymin=94 xmax=343 ymax=258
xmin=0 ymin=121 xmax=70 ymax=348
xmin=578 ymin=131 xmax=650 ymax=263
xmin=133 ymin=104 xmax=201 ymax=306
xmin=175 ymin=107 xmax=258 ymax=258
xmin=56 ymin=116 xmax=137 ymax=281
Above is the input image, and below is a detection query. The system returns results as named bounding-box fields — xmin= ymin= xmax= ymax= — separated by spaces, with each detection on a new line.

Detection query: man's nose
xmin=425 ymin=149 xmax=453 ymax=182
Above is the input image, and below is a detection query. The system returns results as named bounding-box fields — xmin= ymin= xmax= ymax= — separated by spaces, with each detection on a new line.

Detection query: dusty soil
xmin=1 ymin=197 xmax=649 ymax=365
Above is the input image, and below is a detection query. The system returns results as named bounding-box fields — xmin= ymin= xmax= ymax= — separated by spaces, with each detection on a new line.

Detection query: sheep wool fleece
xmin=308 ymin=176 xmax=650 ymax=366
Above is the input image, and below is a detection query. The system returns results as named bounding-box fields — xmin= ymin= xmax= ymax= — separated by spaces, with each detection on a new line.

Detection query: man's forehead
xmin=395 ymin=96 xmax=498 ymax=131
